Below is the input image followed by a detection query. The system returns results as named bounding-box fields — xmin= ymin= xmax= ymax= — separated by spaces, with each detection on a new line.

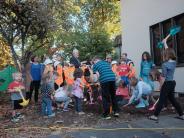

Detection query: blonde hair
xmin=12 ymin=72 xmax=22 ymax=80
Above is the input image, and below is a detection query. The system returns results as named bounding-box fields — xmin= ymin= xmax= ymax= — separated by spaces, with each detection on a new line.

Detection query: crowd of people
xmin=7 ymin=37 xmax=184 ymax=123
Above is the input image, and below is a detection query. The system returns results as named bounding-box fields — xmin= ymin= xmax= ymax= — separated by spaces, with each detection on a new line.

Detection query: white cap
xmin=44 ymin=58 xmax=53 ymax=65
xmin=54 ymin=61 xmax=60 ymax=67
xmin=73 ymin=48 xmax=79 ymax=54
xmin=111 ymin=60 xmax=117 ymax=65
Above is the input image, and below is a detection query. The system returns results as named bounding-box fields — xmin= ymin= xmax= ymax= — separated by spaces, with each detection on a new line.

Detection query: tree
xmin=0 ymin=0 xmax=54 ymax=70
xmin=0 ymin=37 xmax=14 ymax=70
xmin=61 ymin=0 xmax=121 ymax=60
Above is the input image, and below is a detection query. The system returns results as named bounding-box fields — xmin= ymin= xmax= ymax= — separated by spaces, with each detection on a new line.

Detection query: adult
xmin=106 ymin=54 xmax=112 ymax=64
xmin=53 ymin=53 xmax=65 ymax=90
xmin=121 ymin=53 xmax=134 ymax=66
xmin=149 ymin=38 xmax=184 ymax=121
xmin=92 ymin=56 xmax=119 ymax=119
xmin=24 ymin=59 xmax=32 ymax=100
xmin=70 ymin=48 xmax=81 ymax=68
xmin=29 ymin=56 xmax=42 ymax=103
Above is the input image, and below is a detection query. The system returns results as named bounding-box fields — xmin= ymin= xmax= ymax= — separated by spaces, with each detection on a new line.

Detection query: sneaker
xmin=15 ymin=113 xmax=24 ymax=119
xmin=63 ymin=108 xmax=69 ymax=112
xmin=78 ymin=112 xmax=85 ymax=115
xmin=113 ymin=112 xmax=119 ymax=117
xmin=48 ymin=113 xmax=56 ymax=118
xmin=11 ymin=116 xmax=19 ymax=123
xmin=56 ymin=108 xmax=63 ymax=113
xmin=101 ymin=114 xmax=111 ymax=120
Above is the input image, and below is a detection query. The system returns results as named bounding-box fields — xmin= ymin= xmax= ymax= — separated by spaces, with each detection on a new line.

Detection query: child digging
xmin=8 ymin=72 xmax=25 ymax=123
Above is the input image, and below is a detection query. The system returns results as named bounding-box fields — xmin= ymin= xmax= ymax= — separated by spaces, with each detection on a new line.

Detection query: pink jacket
xmin=72 ymin=78 xmax=83 ymax=98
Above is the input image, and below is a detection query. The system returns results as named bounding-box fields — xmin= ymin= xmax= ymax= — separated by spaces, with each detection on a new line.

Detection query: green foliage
xmin=0 ymin=0 xmax=121 ymax=66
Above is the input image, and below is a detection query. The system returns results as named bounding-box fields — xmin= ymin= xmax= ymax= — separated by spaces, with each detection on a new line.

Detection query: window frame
xmin=150 ymin=12 xmax=184 ymax=68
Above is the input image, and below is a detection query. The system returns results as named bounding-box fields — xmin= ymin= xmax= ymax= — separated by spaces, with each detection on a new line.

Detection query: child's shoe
xmin=113 ymin=112 xmax=120 ymax=117
xmin=48 ymin=113 xmax=56 ymax=118
xmin=15 ymin=113 xmax=24 ymax=119
xmin=78 ymin=112 xmax=85 ymax=115
xmin=11 ymin=116 xmax=19 ymax=123
xmin=101 ymin=114 xmax=111 ymax=120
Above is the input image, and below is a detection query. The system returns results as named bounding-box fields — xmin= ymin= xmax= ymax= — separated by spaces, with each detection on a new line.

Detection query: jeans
xmin=55 ymin=96 xmax=71 ymax=109
xmin=121 ymin=76 xmax=129 ymax=86
xmin=154 ymin=81 xmax=183 ymax=116
xmin=74 ymin=96 xmax=82 ymax=112
xmin=41 ymin=98 xmax=52 ymax=115
xmin=101 ymin=81 xmax=118 ymax=116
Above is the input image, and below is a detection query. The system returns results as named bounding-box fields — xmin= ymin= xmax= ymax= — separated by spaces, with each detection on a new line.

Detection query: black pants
xmin=154 ymin=81 xmax=183 ymax=116
xmin=101 ymin=81 xmax=118 ymax=116
xmin=29 ymin=80 xmax=41 ymax=103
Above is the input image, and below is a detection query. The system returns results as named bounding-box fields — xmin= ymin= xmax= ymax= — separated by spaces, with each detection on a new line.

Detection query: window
xmin=150 ymin=13 xmax=184 ymax=67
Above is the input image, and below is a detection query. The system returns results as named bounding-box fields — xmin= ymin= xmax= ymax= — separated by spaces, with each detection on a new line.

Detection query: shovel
xmin=157 ymin=26 xmax=181 ymax=48
xmin=15 ymin=87 xmax=29 ymax=107
xmin=149 ymin=98 xmax=159 ymax=111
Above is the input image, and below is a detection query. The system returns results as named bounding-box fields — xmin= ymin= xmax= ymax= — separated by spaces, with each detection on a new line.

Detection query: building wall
xmin=121 ymin=0 xmax=184 ymax=92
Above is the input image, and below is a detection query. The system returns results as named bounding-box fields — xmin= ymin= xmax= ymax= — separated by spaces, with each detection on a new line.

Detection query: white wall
xmin=121 ymin=0 xmax=184 ymax=92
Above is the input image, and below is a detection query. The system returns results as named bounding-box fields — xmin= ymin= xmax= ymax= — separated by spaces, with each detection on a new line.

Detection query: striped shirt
xmin=93 ymin=60 xmax=115 ymax=83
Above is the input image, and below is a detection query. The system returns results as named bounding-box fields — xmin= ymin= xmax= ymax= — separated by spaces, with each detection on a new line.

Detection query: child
xmin=149 ymin=39 xmax=184 ymax=121
xmin=125 ymin=77 xmax=152 ymax=108
xmin=54 ymin=85 xmax=71 ymax=111
xmin=116 ymin=80 xmax=130 ymax=106
xmin=140 ymin=51 xmax=155 ymax=90
xmin=8 ymin=72 xmax=25 ymax=123
xmin=40 ymin=75 xmax=55 ymax=117
xmin=72 ymin=68 xmax=85 ymax=115
xmin=117 ymin=59 xmax=130 ymax=86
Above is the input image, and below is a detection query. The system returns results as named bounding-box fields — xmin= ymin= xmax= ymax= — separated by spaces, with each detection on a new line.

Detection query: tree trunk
xmin=9 ymin=44 xmax=21 ymax=72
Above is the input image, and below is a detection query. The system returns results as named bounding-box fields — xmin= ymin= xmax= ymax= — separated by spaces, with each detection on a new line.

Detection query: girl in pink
xmin=116 ymin=80 xmax=130 ymax=106
xmin=72 ymin=68 xmax=85 ymax=115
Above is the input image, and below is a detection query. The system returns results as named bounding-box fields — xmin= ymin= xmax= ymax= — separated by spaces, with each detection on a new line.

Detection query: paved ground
xmin=48 ymin=114 xmax=184 ymax=138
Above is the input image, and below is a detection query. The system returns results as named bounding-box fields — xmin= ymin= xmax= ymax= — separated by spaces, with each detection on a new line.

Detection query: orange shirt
xmin=55 ymin=64 xmax=63 ymax=86
xmin=64 ymin=66 xmax=75 ymax=85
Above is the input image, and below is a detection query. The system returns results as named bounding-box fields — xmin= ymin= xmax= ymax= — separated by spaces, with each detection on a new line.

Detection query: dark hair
xmin=122 ymin=53 xmax=127 ymax=57
xmin=130 ymin=77 xmax=138 ymax=86
xmin=142 ymin=51 xmax=152 ymax=62
xmin=31 ymin=56 xmax=36 ymax=62
xmin=118 ymin=80 xmax=127 ymax=88
xmin=164 ymin=48 xmax=176 ymax=61
xmin=84 ymin=68 xmax=90 ymax=77
xmin=73 ymin=68 xmax=83 ymax=80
